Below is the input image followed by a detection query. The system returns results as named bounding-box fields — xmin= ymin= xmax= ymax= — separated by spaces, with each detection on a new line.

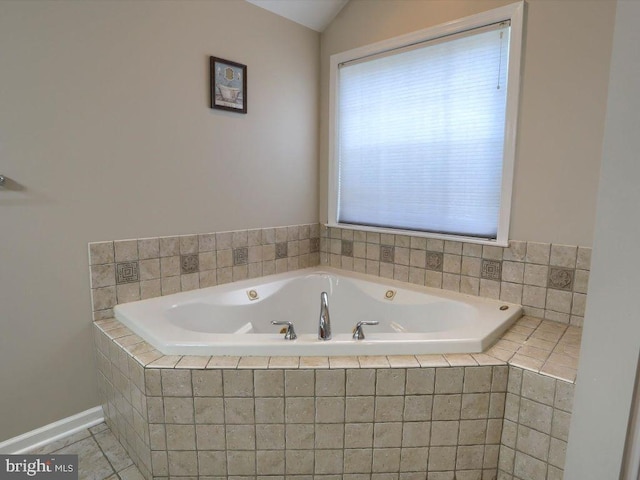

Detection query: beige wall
xmin=0 ymin=0 xmax=319 ymax=441
xmin=319 ymin=0 xmax=616 ymax=247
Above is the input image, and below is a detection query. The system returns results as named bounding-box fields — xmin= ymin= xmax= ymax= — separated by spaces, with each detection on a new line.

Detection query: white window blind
xmin=337 ymin=22 xmax=511 ymax=239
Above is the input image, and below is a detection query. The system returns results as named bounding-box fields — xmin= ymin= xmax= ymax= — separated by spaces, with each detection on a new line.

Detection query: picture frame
xmin=210 ymin=56 xmax=247 ymax=114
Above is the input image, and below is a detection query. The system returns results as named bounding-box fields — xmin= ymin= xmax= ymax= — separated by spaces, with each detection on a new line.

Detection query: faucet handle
xmin=271 ymin=321 xmax=297 ymax=340
xmin=352 ymin=321 xmax=379 ymax=340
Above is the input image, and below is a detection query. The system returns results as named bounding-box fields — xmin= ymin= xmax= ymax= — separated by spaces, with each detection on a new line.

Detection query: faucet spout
xmin=318 ymin=291 xmax=331 ymax=340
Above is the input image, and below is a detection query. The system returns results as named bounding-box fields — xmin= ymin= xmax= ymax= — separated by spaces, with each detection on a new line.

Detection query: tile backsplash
xmin=89 ymin=223 xmax=590 ymax=327
xmin=320 ymin=227 xmax=591 ymax=326
xmin=88 ymin=223 xmax=320 ymax=320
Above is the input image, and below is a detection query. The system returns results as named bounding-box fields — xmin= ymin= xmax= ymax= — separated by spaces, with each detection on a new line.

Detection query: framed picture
xmin=210 ymin=56 xmax=247 ymax=114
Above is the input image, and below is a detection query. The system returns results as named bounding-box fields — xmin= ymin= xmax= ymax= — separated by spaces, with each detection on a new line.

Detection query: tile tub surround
xmin=320 ymin=227 xmax=591 ymax=327
xmin=497 ymin=368 xmax=574 ymax=480
xmin=89 ymin=223 xmax=321 ymax=321
xmin=93 ymin=316 xmax=579 ymax=480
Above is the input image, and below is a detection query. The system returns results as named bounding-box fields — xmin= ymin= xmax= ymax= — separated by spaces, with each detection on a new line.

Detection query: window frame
xmin=327 ymin=2 xmax=524 ymax=247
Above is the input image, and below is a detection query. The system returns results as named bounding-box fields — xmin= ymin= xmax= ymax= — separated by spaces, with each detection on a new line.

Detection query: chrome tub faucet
xmin=318 ymin=291 xmax=331 ymax=340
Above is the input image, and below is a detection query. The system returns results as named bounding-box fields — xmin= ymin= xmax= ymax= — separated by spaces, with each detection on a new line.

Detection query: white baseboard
xmin=0 ymin=406 xmax=104 ymax=454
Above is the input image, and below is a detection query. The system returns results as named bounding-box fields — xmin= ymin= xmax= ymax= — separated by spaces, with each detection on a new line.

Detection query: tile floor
xmin=29 ymin=422 xmax=141 ymax=480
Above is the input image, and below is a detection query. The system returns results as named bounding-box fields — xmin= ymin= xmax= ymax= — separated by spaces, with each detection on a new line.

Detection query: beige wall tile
xmin=521 ymin=370 xmax=556 ymax=406
xmin=435 ymin=368 xmax=464 ymax=394
xmin=344 ymin=448 xmax=373 ymax=473
xmin=377 ymin=369 xmax=406 ymax=395
xmin=161 ymin=369 xmax=192 ymax=397
xmin=164 ymin=397 xmax=194 ymax=424
xmin=461 ymin=256 xmax=481 ymax=277
xmin=456 ymin=445 xmax=484 ymax=469
xmin=256 ymin=450 xmax=285 ymax=475
xmin=166 ymin=424 xmax=196 ymax=450
xmin=91 ymin=264 xmax=116 ymax=288
xmin=315 ymin=369 xmax=345 ymax=396
xmin=286 ymin=423 xmax=314 ymax=449
xmin=285 ymin=370 xmax=315 ymax=396
xmin=442 ymin=273 xmax=460 ymax=292
xmin=375 ymin=396 xmax=405 ymax=422
xmin=463 ymin=243 xmax=482 ymax=258
xmin=428 ymin=446 xmax=456 ymax=471
xmin=461 ymin=393 xmax=490 ymax=419
xmin=223 ymin=370 xmax=253 ymax=397
xmin=161 ymin=275 xmax=180 ymax=295
xmin=372 ymin=447 xmax=401 ymax=472
xmin=550 ymin=244 xmax=577 ymax=268
xmin=458 ymin=420 xmax=487 ymax=445
xmin=514 ymin=451 xmax=547 ymax=480
xmin=192 ymin=370 xmax=222 ymax=397
xmin=315 ymin=450 xmax=343 ymax=475
xmin=255 ymin=397 xmax=284 ymax=423
xmin=254 ymin=370 xmax=284 ymax=397
xmin=499 ymin=445 xmax=515 ymax=473
xmin=286 ymin=397 xmax=315 ymax=424
xmin=114 ymin=240 xmax=138 ymax=262
xmin=460 ymin=276 xmax=480 ymax=295
xmin=168 ymin=451 xmax=198 ymax=476
xmin=226 ymin=424 xmax=256 ymax=450
xmin=194 ymin=397 xmax=224 ymax=424
xmin=256 ymin=424 xmax=285 ymax=450
xmin=90 ymin=242 xmax=115 ymax=265
xmin=374 ymin=422 xmax=403 ymax=448
xmin=464 ymin=367 xmax=493 ymax=394
xmin=430 ymin=421 xmax=459 ymax=446
xmin=159 ymin=237 xmax=179 ymax=257
xmin=405 ymin=368 xmax=435 ymax=395
xmin=316 ymin=397 xmax=345 ymax=423
xmin=286 ymin=450 xmax=314 ymax=474
xmin=546 ymin=289 xmax=572 ymax=314
xmin=401 ymin=421 xmax=430 ymax=447
xmin=551 ymin=409 xmax=571 ymax=442
xmin=403 ymin=395 xmax=432 ymax=422
xmin=518 ymin=398 xmax=553 ymax=434
xmin=432 ymin=395 xmax=462 ymax=421
xmin=224 ymin=397 xmax=255 ymax=424
xmin=345 ymin=423 xmax=373 ymax=448
xmin=516 ymin=425 xmax=550 ymax=461
xmin=346 ymin=396 xmax=375 ymax=423
xmin=116 ymin=283 xmax=140 ymax=303
xmin=227 ymin=450 xmax=255 ymax=475
xmin=196 ymin=424 xmax=225 ymax=450
xmin=525 ymin=242 xmax=550 ymax=265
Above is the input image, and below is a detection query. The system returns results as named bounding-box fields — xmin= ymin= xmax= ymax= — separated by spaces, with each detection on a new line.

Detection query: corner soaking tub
xmin=114 ymin=267 xmax=522 ymax=356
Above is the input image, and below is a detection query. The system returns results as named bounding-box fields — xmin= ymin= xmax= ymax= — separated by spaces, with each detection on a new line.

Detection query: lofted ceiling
xmin=245 ymin=0 xmax=349 ymax=32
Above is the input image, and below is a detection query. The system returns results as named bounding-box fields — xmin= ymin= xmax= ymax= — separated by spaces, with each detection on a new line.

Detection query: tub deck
xmin=95 ymin=314 xmax=580 ymax=383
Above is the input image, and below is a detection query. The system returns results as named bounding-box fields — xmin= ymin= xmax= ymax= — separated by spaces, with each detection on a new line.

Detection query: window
xmin=328 ymin=3 xmax=524 ymax=246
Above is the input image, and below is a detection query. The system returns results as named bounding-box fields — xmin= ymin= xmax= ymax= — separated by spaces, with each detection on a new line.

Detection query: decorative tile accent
xmin=275 ymin=242 xmax=288 ymax=259
xmin=310 ymin=237 xmax=320 ymax=253
xmin=116 ymin=262 xmax=139 ymax=284
xmin=548 ymin=267 xmax=574 ymax=291
xmin=180 ymin=254 xmax=199 ymax=274
xmin=233 ymin=247 xmax=249 ymax=266
xmin=320 ymin=228 xmax=591 ymax=326
xmin=481 ymin=259 xmax=502 ymax=280
xmin=425 ymin=252 xmax=443 ymax=271
xmin=341 ymin=240 xmax=353 ymax=257
xmin=91 ymin=224 xmax=320 ymax=314
xmin=380 ymin=245 xmax=395 ymax=263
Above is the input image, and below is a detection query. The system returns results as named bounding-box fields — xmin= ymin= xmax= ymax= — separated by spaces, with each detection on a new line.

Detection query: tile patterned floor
xmin=29 ymin=423 xmax=141 ymax=480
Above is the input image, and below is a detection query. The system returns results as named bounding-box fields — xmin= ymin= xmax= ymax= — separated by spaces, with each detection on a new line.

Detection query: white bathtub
xmin=113 ymin=267 xmax=522 ymax=356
